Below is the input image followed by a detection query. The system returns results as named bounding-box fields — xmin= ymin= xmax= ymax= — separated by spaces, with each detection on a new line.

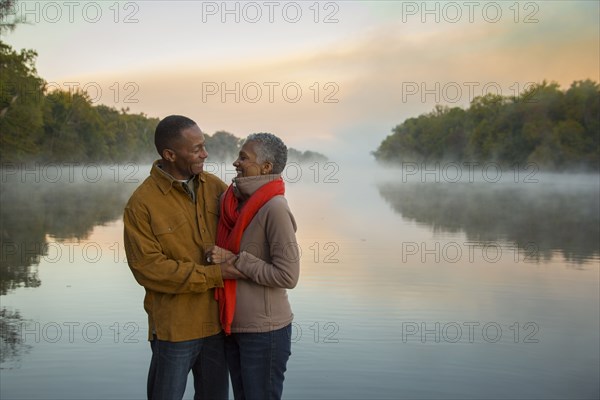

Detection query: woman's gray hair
xmin=245 ymin=133 xmax=288 ymax=174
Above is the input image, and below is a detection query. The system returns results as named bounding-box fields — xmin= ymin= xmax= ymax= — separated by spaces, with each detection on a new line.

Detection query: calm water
xmin=1 ymin=161 xmax=599 ymax=400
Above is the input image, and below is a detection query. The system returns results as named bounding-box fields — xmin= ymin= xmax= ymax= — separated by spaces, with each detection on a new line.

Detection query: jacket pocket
xmin=202 ymin=196 xmax=219 ymax=238
xmin=150 ymin=212 xmax=188 ymax=236
xmin=264 ymin=286 xmax=271 ymax=317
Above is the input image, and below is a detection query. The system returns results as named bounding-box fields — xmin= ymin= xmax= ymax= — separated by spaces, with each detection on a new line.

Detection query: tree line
xmin=0 ymin=39 xmax=326 ymax=164
xmin=373 ymin=80 xmax=599 ymax=170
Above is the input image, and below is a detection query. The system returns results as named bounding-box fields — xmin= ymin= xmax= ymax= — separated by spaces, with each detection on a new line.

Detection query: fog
xmin=1 ymin=161 xmax=599 ymax=398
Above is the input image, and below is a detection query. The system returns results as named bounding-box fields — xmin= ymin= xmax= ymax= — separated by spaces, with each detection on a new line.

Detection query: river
xmin=1 ymin=161 xmax=598 ymax=399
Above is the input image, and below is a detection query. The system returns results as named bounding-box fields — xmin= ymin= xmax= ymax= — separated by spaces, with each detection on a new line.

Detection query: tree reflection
xmin=0 ymin=308 xmax=31 ymax=368
xmin=378 ymin=181 xmax=600 ymax=263
xmin=0 ymin=166 xmax=141 ymax=366
xmin=0 ymin=170 xmax=138 ymax=295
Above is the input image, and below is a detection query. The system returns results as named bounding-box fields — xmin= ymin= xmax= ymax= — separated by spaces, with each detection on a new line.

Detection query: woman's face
xmin=233 ymin=141 xmax=270 ymax=177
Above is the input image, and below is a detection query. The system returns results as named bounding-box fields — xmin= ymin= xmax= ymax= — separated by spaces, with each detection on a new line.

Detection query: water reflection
xmin=0 ymin=308 xmax=31 ymax=368
xmin=0 ymin=167 xmax=138 ymax=366
xmin=378 ymin=180 xmax=600 ymax=263
xmin=0 ymin=169 xmax=137 ymax=295
xmin=0 ymin=164 xmax=598 ymax=398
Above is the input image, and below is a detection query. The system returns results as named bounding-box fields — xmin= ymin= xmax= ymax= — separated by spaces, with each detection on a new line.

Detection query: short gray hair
xmin=245 ymin=133 xmax=288 ymax=174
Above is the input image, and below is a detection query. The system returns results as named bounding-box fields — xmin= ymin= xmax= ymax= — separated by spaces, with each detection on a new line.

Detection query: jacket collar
xmin=233 ymin=174 xmax=282 ymax=200
xmin=151 ymin=160 xmax=206 ymax=195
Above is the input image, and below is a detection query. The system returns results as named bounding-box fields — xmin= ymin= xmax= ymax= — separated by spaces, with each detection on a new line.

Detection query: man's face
xmin=169 ymin=125 xmax=208 ymax=179
xmin=233 ymin=141 xmax=266 ymax=178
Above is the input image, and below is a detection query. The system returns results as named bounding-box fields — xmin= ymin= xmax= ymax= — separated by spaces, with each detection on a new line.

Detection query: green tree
xmin=374 ymin=105 xmax=467 ymax=163
xmin=0 ymin=41 xmax=45 ymax=161
xmin=375 ymin=80 xmax=599 ymax=170
xmin=41 ymin=90 xmax=106 ymax=161
xmin=0 ymin=23 xmax=318 ymax=164
xmin=205 ymin=130 xmax=242 ymax=162
xmin=0 ymin=0 xmax=24 ymax=34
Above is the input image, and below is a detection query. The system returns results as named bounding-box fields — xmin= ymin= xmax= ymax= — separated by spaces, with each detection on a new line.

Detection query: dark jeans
xmin=148 ymin=332 xmax=229 ymax=400
xmin=225 ymin=324 xmax=292 ymax=400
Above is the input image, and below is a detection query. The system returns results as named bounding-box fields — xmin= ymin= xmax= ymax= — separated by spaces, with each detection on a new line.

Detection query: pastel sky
xmin=3 ymin=0 xmax=599 ymax=159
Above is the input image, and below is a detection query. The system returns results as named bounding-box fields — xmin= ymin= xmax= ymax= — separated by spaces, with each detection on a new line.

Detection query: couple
xmin=123 ymin=115 xmax=300 ymax=400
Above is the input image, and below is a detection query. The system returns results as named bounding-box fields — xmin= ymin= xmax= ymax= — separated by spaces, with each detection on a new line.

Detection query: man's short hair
xmin=155 ymin=115 xmax=198 ymax=156
xmin=246 ymin=133 xmax=288 ymax=174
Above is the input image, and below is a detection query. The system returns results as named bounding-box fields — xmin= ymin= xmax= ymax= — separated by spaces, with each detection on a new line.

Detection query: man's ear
xmin=162 ymin=148 xmax=176 ymax=162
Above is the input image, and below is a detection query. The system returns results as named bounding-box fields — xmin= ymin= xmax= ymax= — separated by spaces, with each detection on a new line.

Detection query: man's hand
xmin=220 ymin=261 xmax=246 ymax=280
xmin=207 ymin=245 xmax=236 ymax=264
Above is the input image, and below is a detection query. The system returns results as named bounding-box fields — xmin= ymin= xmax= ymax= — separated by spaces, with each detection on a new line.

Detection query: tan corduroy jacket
xmin=124 ymin=161 xmax=228 ymax=341
xmin=229 ymin=174 xmax=300 ymax=333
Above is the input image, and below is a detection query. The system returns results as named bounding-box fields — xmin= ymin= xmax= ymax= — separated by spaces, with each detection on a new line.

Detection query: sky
xmin=2 ymin=0 xmax=599 ymax=160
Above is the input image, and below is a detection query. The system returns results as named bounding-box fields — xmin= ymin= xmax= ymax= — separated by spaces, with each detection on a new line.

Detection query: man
xmin=123 ymin=115 xmax=245 ymax=400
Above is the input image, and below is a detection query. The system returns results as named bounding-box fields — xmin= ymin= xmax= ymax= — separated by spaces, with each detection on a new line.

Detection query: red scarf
xmin=214 ymin=177 xmax=285 ymax=334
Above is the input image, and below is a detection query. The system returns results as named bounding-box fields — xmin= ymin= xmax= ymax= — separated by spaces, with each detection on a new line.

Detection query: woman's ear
xmin=262 ymin=162 xmax=273 ymax=175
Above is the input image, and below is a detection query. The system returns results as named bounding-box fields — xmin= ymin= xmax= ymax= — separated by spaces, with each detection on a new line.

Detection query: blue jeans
xmin=148 ymin=332 xmax=229 ymax=400
xmin=225 ymin=324 xmax=292 ymax=400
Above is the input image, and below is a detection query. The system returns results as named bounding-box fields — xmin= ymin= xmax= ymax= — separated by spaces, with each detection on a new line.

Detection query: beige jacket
xmin=229 ymin=174 xmax=300 ymax=333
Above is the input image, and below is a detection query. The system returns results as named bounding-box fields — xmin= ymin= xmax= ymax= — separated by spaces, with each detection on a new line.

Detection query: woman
xmin=208 ymin=132 xmax=300 ymax=400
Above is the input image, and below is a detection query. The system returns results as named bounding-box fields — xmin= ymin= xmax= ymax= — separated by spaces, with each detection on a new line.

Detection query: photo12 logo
xmin=201 ymin=81 xmax=339 ymax=104
xmin=200 ymin=1 xmax=340 ymax=23
xmin=0 ymin=239 xmax=341 ymax=266
xmin=401 ymin=81 xmax=539 ymax=104
xmin=400 ymin=2 xmax=540 ymax=24
xmin=18 ymin=321 xmax=141 ymax=344
xmin=203 ymin=161 xmax=340 ymax=184
xmin=399 ymin=162 xmax=540 ymax=183
xmin=401 ymin=241 xmax=539 ymax=264
xmin=401 ymin=321 xmax=540 ymax=343
xmin=0 ymin=162 xmax=141 ymax=184
xmin=46 ymin=81 xmax=140 ymax=105
xmin=0 ymin=80 xmax=140 ymax=106
xmin=3 ymin=1 xmax=141 ymax=24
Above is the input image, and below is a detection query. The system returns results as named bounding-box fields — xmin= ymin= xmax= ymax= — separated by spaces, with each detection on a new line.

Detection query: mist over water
xmin=1 ymin=161 xmax=598 ymax=399
xmin=377 ymin=169 xmax=600 ymax=263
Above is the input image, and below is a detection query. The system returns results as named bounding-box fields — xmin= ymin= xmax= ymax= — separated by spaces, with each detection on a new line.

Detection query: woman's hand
xmin=206 ymin=245 xmax=237 ymax=264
